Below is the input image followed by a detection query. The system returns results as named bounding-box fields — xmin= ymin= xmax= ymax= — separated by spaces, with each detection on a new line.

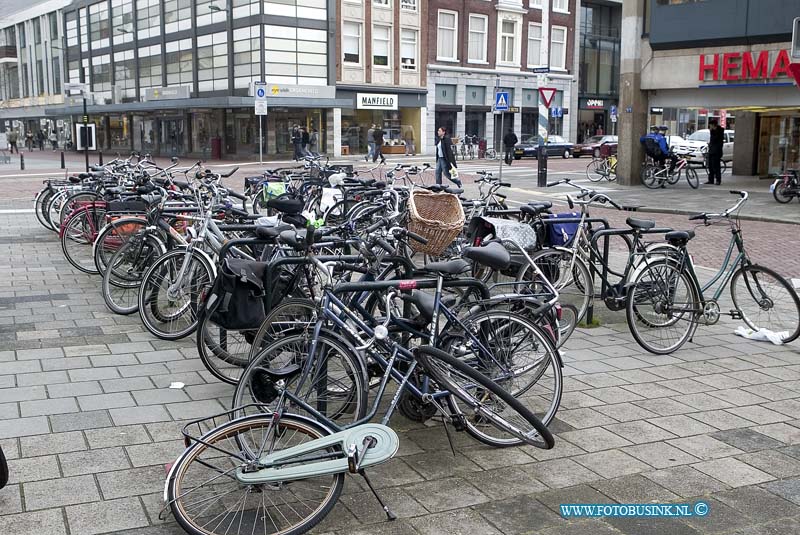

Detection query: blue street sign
xmin=256 ymin=88 xmax=266 ymax=98
xmin=494 ymin=91 xmax=510 ymax=112
xmin=610 ymin=105 xmax=617 ymax=117
xmin=551 ymin=106 xmax=562 ymax=118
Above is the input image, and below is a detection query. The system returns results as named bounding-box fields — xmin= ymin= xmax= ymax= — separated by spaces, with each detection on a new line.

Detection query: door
xmin=160 ymin=118 xmax=185 ymax=156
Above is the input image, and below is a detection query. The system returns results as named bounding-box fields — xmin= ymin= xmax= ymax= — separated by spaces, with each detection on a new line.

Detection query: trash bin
xmin=211 ymin=137 xmax=222 ymax=160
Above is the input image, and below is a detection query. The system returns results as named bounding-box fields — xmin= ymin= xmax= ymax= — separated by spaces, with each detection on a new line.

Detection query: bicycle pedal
xmin=730 ymin=310 xmax=743 ymax=320
xmin=346 ymin=443 xmax=359 ymax=474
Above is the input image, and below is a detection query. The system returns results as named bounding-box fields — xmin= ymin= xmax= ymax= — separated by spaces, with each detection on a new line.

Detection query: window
xmin=342 ymin=22 xmax=361 ymax=64
xmin=264 ymin=25 xmax=327 ymax=85
xmin=527 ymin=23 xmax=542 ymax=67
xmin=66 ymin=12 xmax=78 ymax=48
xmin=196 ymin=31 xmax=228 ymax=92
xmin=233 ymin=0 xmax=260 ymax=18
xmin=52 ymin=56 xmax=61 ymax=91
xmin=91 ymin=54 xmax=112 ymax=102
xmin=553 ymin=0 xmax=569 ymax=12
xmin=550 ymin=25 xmax=567 ymax=69
xmin=164 ymin=0 xmax=192 ymax=34
xmin=468 ymin=15 xmax=487 ymax=63
xmin=89 ymin=2 xmax=110 ymax=49
xmin=437 ymin=11 xmax=457 ymax=61
xmin=499 ymin=20 xmax=516 ymax=64
xmin=373 ymin=0 xmax=389 ymax=6
xmin=113 ymin=49 xmax=136 ymax=100
xmin=264 ymin=0 xmax=326 ymax=21
xmin=111 ymin=0 xmax=134 ymax=46
xmin=138 ymin=44 xmax=162 ymax=90
xmin=233 ymin=25 xmax=260 ymax=89
xmin=36 ymin=59 xmax=44 ymax=95
xmin=34 ymin=19 xmax=42 ymax=45
xmin=400 ymin=0 xmax=416 ymax=11
xmin=372 ymin=25 xmax=390 ymax=67
xmin=656 ymin=0 xmax=706 ymax=4
xmin=165 ymin=38 xmax=193 ymax=87
xmin=529 ymin=0 xmax=541 ymax=8
xmin=400 ymin=29 xmax=417 ymax=71
xmin=137 ymin=0 xmax=160 ymax=40
xmin=197 ymin=0 xmax=228 ymax=28
xmin=79 ymin=8 xmax=88 ymax=53
xmin=49 ymin=12 xmax=59 ymax=39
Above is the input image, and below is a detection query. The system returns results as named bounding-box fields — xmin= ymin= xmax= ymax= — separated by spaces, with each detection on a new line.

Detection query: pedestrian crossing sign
xmin=495 ymin=91 xmax=510 ymax=112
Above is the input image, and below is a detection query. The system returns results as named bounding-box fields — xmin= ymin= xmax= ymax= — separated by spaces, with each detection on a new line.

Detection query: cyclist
xmin=640 ymin=125 xmax=677 ymax=174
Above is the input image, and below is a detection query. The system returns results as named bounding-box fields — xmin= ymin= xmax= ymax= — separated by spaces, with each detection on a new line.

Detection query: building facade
xmin=618 ymin=0 xmax=799 ymax=181
xmin=576 ymin=0 xmax=620 ymax=143
xmin=426 ymin=0 xmax=579 ymax=153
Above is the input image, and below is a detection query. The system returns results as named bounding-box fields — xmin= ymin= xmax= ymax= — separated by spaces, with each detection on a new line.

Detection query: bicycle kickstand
xmin=347 ymin=437 xmax=397 ymax=521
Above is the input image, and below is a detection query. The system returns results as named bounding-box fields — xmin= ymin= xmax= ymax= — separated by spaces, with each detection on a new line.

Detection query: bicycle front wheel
xmin=686 ymin=167 xmax=699 ymax=189
xmin=414 ymin=346 xmax=554 ymax=449
xmin=167 ymin=413 xmax=343 ymax=535
xmin=103 ymin=233 xmax=165 ymax=315
xmin=731 ymin=264 xmax=800 ymax=344
xmin=61 ymin=208 xmax=105 ymax=274
xmin=586 ymin=159 xmax=607 ymax=182
xmin=642 ymin=166 xmax=660 ymax=189
xmin=626 ymin=259 xmax=700 ymax=354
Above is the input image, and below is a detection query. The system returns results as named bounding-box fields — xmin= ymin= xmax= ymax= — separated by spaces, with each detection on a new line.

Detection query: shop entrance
xmin=758 ymin=115 xmax=800 ymax=176
xmin=160 ymin=118 xmax=186 ymax=156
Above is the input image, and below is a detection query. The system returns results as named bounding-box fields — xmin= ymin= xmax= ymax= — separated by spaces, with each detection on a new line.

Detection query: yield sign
xmin=789 ymin=63 xmax=800 ymax=87
xmin=539 ymin=87 xmax=557 ymax=108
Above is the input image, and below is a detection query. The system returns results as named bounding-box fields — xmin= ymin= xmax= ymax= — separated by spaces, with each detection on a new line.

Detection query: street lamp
xmin=208 ymin=4 xmax=222 ymax=12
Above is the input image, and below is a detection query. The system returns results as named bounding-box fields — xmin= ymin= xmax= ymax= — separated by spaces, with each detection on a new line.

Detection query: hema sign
xmin=699 ymin=50 xmax=793 ymax=81
xmin=357 ymin=93 xmax=398 ymax=110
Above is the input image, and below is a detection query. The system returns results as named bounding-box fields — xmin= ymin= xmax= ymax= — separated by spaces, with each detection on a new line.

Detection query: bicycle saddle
xmin=266 ymin=197 xmax=303 ymax=214
xmin=528 ymin=201 xmax=553 ymax=210
xmin=68 ymin=176 xmax=82 ymax=184
xmin=255 ymin=224 xmax=293 ymax=240
xmin=420 ymin=259 xmax=471 ymax=275
xmin=665 ymin=230 xmax=695 ymax=246
xmin=626 ymin=217 xmax=655 ymax=230
xmin=520 ymin=204 xmax=550 ymax=217
xmin=402 ymin=290 xmax=458 ymax=321
xmin=462 ymin=242 xmax=511 ymax=271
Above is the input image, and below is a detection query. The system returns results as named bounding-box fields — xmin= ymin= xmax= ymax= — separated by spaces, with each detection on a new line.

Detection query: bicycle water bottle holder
xmin=235 ymin=423 xmax=399 ymax=484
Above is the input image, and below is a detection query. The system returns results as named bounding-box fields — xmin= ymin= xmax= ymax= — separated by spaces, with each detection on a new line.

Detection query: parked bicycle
xmin=641 ymin=149 xmax=699 ymax=189
xmin=771 ymin=169 xmax=800 ymax=203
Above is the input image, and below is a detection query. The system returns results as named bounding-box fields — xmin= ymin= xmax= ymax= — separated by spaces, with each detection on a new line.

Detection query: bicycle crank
xmin=702 ymin=300 xmax=720 ymax=325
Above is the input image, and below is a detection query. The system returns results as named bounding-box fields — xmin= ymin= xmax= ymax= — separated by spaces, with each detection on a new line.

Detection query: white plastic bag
xmin=734 ymin=326 xmax=787 ymax=345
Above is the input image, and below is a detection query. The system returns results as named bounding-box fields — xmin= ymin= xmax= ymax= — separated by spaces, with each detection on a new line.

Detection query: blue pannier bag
xmin=547 ymin=212 xmax=580 ymax=246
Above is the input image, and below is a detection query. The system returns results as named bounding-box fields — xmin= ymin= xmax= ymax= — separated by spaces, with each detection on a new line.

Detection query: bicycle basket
xmin=407 ymin=189 xmax=465 ymax=256
xmin=467 ymin=216 xmax=537 ymax=251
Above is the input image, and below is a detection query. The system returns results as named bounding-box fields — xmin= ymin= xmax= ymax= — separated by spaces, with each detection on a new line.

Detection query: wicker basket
xmin=407 ymin=189 xmax=465 ymax=256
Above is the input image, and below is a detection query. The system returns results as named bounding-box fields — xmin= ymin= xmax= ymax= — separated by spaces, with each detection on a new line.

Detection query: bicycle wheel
xmin=46 ymin=190 xmax=68 ymax=232
xmin=686 ymin=167 xmax=699 ymax=189
xmin=0 ymin=445 xmax=7 ymax=489
xmin=59 ymin=191 xmax=100 ymax=230
xmin=586 ymin=159 xmax=607 ymax=182
xmin=413 ymin=346 xmax=554 ymax=449
xmin=557 ymin=303 xmax=579 ymax=349
xmin=233 ymin=331 xmax=368 ymax=424
xmin=35 ymin=188 xmax=55 ymax=231
xmin=103 ymin=233 xmax=165 ymax=315
xmin=667 ymin=169 xmax=681 ymax=185
xmin=139 ymin=248 xmax=215 ymax=340
xmin=167 ymin=413 xmax=343 ymax=535
xmin=197 ymin=309 xmax=262 ymax=385
xmin=773 ymin=181 xmax=794 ymax=203
xmin=485 ymin=149 xmax=497 ymax=160
xmin=626 ymin=259 xmax=700 ymax=354
xmin=642 ymin=167 xmax=660 ymax=189
xmin=730 ymin=264 xmax=800 ymax=344
xmin=524 ymin=248 xmax=592 ymax=324
xmin=61 ymin=208 xmax=105 ymax=274
xmin=248 ymin=298 xmax=318 ymax=359
xmin=93 ymin=217 xmax=149 ymax=274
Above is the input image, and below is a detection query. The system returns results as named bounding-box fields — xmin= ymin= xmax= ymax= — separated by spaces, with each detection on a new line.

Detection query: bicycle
xmin=586 ymin=153 xmax=618 ymax=182
xmin=628 ymin=191 xmax=800 ymax=353
xmin=771 ymin=169 xmax=800 ymax=203
xmin=641 ymin=150 xmax=699 ymax=190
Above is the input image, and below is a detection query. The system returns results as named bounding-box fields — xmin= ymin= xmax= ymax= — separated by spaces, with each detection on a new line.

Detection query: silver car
xmin=670 ymin=129 xmax=734 ymax=163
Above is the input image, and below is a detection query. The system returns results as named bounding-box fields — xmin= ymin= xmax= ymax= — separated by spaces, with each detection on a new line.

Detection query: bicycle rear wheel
xmin=414 ymin=346 xmax=554 ymax=449
xmin=167 ymin=413 xmax=343 ymax=535
xmin=586 ymin=159 xmax=607 ymax=182
xmin=61 ymin=208 xmax=105 ymax=274
xmin=642 ymin=166 xmax=660 ymax=189
xmin=731 ymin=264 xmax=800 ymax=344
xmin=103 ymin=233 xmax=165 ymax=315
xmin=524 ymin=248 xmax=592 ymax=324
xmin=93 ymin=217 xmax=149 ymax=274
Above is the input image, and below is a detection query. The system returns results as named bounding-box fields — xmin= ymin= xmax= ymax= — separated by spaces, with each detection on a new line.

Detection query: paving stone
xmin=668 ymin=434 xmax=745 ymax=460
xmin=97 ymin=466 xmax=169 ymax=499
xmin=649 ymin=415 xmax=718 ymax=437
xmin=711 ymin=428 xmax=785 ymax=453
xmin=47 ymin=381 xmax=103 ymax=398
xmin=41 ymin=357 xmax=92 ymax=371
xmin=339 ymin=487 xmax=428 ymax=524
xmin=59 ymin=446 xmax=131 ymax=476
xmin=339 ymin=520 xmax=419 ymax=535
xmin=77 ymin=392 xmax=136 ymax=411
xmin=20 ymin=397 xmax=80 ymax=417
xmin=0 ymin=385 xmax=46 ymax=404
xmin=89 ymin=353 xmax=139 ymax=367
xmin=687 ymin=410 xmax=755 ymax=431
xmin=125 ymin=439 xmax=189 ymax=468
xmin=528 ymin=439 xmax=588 ymax=461
xmin=23 ymin=474 xmax=100 ymax=510
xmin=558 ymin=427 xmax=632 ymax=453
xmin=50 ymin=409 xmax=113 ymax=432
xmin=361 ymin=458 xmax=425 ymax=489
xmin=403 ymin=476 xmax=489 ymax=513
xmin=583 ymin=386 xmax=644 ymax=404
xmin=714 ymin=486 xmax=799 ymax=523
xmin=16 ymin=370 xmax=69 ymax=387
xmin=473 ymin=494 xmax=562 ymax=535
xmin=762 ymin=478 xmax=800 ymax=505
xmin=741 ymin=384 xmax=798 ymax=402
xmin=735 ymin=450 xmax=800 ymax=479
xmin=556 ymin=408 xmax=617 ymax=429
xmin=709 ymin=389 xmax=770 ymax=407
xmin=182 ymin=382 xmax=234 ymax=401
xmin=100 ymin=377 xmax=155 ymax=393
xmin=523 ymin=458 xmax=602 ymax=489
xmin=0 ymin=508 xmax=67 ymax=535
xmin=634 ymin=398 xmax=695 ymax=417
xmin=0 ymin=483 xmax=23 ymax=515
xmin=648 ymin=365 xmax=697 ymax=380
xmin=135 ymin=349 xmax=184 ymax=363
xmin=462 ymin=465 xmax=548 ymax=500
xmin=65 ymin=497 xmax=149 ymax=535
xmin=692 ymin=457 xmax=774 ymax=487
xmin=68 ymin=367 xmax=120 ymax=382
xmin=108 ymin=342 xmax=154 ymax=354
xmin=539 ymin=519 xmax=622 ymax=535
xmin=6 ymin=455 xmax=61 ymax=485
xmin=15 ymin=347 xmax=64 ymax=360
xmin=590 ymin=473 xmax=680 ymax=503
xmin=64 ymin=344 xmax=110 ymax=357
xmin=0 ymin=402 xmax=18 ymax=420
xmin=642 ymin=465 xmax=730 ymax=498
xmin=593 ymin=403 xmax=658 ymax=422
xmin=460 ymin=445 xmax=535 ymax=470
xmin=753 ymin=423 xmax=800 ymax=445
xmin=620 ymin=382 xmax=682 ymax=399
xmin=0 ymin=416 xmax=50 ymax=439
xmin=763 ymin=399 xmax=800 ymax=419
xmin=20 ymin=430 xmax=86 ymax=457
xmin=677 ymin=393 xmax=735 ymax=412
xmin=573 ymin=449 xmax=651 ymax=479
xmin=559 ymin=391 xmax=605 ymax=409
xmin=604 ymin=420 xmax=678 ymax=444
xmin=573 ymin=373 xmax=630 ymax=389
xmin=681 ymin=497 xmax=754 ymax=534
xmin=131 ymin=388 xmax=191 ymax=406
xmin=623 ymin=441 xmax=702 ymax=469
xmin=733 ymin=405 xmax=792 ymax=424
xmin=109 ymin=405 xmax=172 ymax=426
xmin=84 ymin=424 xmax=152 ymax=449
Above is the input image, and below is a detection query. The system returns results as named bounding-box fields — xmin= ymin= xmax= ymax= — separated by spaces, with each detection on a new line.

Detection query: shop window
xmin=233 ymin=0 xmax=260 ymax=18
xmin=465 ymin=112 xmax=486 ymax=139
xmin=400 ymin=30 xmax=417 ymax=71
xmin=164 ymin=0 xmax=192 ymax=34
xmin=233 ymin=26 xmax=260 ymax=90
xmin=136 ymin=0 xmax=161 ymax=40
xmin=165 ymin=38 xmax=193 ymax=87
xmin=197 ymin=32 xmax=228 ymax=92
xmin=197 ymin=0 xmax=228 ymax=28
xmin=437 ymin=11 xmax=457 ymax=61
xmin=138 ymin=44 xmax=162 ymax=90
xmin=111 ymin=0 xmax=134 ymax=46
xmin=550 ymin=26 xmax=567 ymax=70
xmin=527 ymin=23 xmax=543 ymax=67
xmin=499 ymin=20 xmax=517 ymax=65
xmin=468 ymin=15 xmax=487 ymax=63
xmin=89 ymin=2 xmax=110 ymax=50
xmin=435 ymin=111 xmax=457 ymax=138
xmin=373 ymin=25 xmax=391 ymax=68
xmin=373 ymin=0 xmax=390 ymax=6
xmin=342 ymin=22 xmax=361 ymax=65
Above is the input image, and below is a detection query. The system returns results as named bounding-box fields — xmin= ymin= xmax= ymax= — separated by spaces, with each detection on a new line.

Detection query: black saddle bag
xmin=204 ymin=258 xmax=268 ymax=330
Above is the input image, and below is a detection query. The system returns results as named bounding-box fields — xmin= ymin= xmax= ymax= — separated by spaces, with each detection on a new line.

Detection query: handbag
xmin=203 ymin=258 xmax=267 ymax=330
xmin=450 ymin=164 xmax=459 ymax=179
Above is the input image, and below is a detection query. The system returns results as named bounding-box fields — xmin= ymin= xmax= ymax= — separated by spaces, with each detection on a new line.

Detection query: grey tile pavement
xmin=1 ymin=208 xmax=800 ymax=535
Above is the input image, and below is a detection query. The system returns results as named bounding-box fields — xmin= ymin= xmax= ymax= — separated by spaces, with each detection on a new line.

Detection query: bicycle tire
xmin=61 ymin=207 xmax=106 ymax=274
xmin=642 ymin=166 xmax=660 ymax=189
xmin=557 ymin=303 xmax=579 ymax=349
xmin=93 ymin=216 xmax=149 ymax=274
xmin=773 ymin=181 xmax=794 ymax=203
xmin=138 ymin=248 xmax=215 ymax=340
xmin=586 ymin=159 xmax=606 ymax=182
xmin=730 ymin=264 xmax=800 ymax=344
xmin=167 ymin=413 xmax=343 ymax=535
xmin=686 ymin=167 xmax=699 ymax=189
xmin=46 ymin=190 xmax=68 ymax=231
xmin=0 ymin=445 xmax=7 ymax=489
xmin=103 ymin=233 xmax=166 ymax=315
xmin=59 ymin=191 xmax=100 ymax=230
xmin=413 ymin=345 xmax=554 ymax=449
xmin=35 ymin=188 xmax=55 ymax=231
xmin=626 ymin=258 xmax=700 ymax=354
xmin=248 ymin=298 xmax=319 ymax=359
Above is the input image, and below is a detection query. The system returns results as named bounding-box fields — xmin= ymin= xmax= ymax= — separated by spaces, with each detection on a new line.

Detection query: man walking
xmin=503 ymin=129 xmax=518 ymax=165
xmin=706 ymin=119 xmax=724 ymax=185
xmin=291 ymin=125 xmax=303 ymax=161
xmin=7 ymin=130 xmax=18 ymax=154
xmin=434 ymin=126 xmax=461 ymax=187
xmin=372 ymin=124 xmax=386 ymax=164
xmin=366 ymin=124 xmax=376 ymax=162
xmin=403 ymin=125 xmax=416 ymax=156
xmin=301 ymin=127 xmax=310 ymax=156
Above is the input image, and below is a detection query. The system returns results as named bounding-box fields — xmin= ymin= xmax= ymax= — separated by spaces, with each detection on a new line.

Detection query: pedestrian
xmin=366 ymin=124 xmax=376 ymax=162
xmin=403 ymin=125 xmax=416 ymax=156
xmin=25 ymin=131 xmax=34 ymax=151
xmin=502 ymin=128 xmax=518 ymax=165
xmin=308 ymin=128 xmax=319 ymax=155
xmin=291 ymin=125 xmax=303 ymax=161
xmin=7 ymin=130 xmax=18 ymax=154
xmin=434 ymin=126 xmax=461 ymax=187
xmin=706 ymin=119 xmax=724 ymax=185
xmin=301 ymin=127 xmax=310 ymax=156
xmin=372 ymin=124 xmax=386 ymax=164
xmin=49 ymin=130 xmax=58 ymax=151
xmin=597 ymin=125 xmax=604 ymax=136
xmin=37 ymin=130 xmax=45 ymax=151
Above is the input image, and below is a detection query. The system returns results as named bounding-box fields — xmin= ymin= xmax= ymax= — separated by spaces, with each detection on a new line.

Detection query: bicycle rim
xmin=103 ymin=234 xmax=164 ymax=315
xmin=731 ymin=264 xmax=800 ymax=343
xmin=61 ymin=210 xmax=102 ymax=274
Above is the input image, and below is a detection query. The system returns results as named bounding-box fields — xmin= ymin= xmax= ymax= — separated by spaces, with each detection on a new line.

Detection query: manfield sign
xmin=356 ymin=93 xmax=398 ymax=110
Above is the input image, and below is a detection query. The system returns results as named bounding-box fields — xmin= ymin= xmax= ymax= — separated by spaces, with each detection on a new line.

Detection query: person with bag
xmin=503 ymin=129 xmax=518 ymax=165
xmin=706 ymin=119 xmax=724 ymax=185
xmin=434 ymin=126 xmax=462 ymax=187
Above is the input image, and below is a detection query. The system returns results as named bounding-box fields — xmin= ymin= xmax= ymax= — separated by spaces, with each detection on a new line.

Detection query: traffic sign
xmin=255 ymin=101 xmax=268 ymax=116
xmin=610 ymin=105 xmax=617 ymax=117
xmin=789 ymin=62 xmax=800 ymax=87
xmin=551 ymin=107 xmax=562 ymax=118
xmin=494 ymin=91 xmax=510 ymax=112
xmin=538 ymin=88 xmax=557 ymax=108
xmin=254 ymin=81 xmax=267 ymax=101
xmin=532 ymin=67 xmax=550 ymax=74
xmin=792 ymin=17 xmax=800 ymax=59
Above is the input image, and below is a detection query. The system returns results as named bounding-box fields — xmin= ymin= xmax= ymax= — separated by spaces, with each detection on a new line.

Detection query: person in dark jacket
xmin=301 ymin=127 xmax=310 ymax=156
xmin=503 ymin=129 xmax=518 ymax=165
xmin=372 ymin=125 xmax=386 ymax=164
xmin=291 ymin=125 xmax=303 ymax=161
xmin=434 ymin=126 xmax=461 ymax=187
xmin=706 ymin=119 xmax=724 ymax=185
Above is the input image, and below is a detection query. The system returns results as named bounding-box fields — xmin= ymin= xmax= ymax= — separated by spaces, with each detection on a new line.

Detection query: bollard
xmin=20 ymin=154 xmax=24 ymax=170
xmin=98 ymin=152 xmax=103 ymax=165
xmin=60 ymin=151 xmax=65 ymax=169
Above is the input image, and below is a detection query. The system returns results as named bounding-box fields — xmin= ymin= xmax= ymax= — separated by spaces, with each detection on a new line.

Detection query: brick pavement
xmin=0 ymin=194 xmax=800 ymax=534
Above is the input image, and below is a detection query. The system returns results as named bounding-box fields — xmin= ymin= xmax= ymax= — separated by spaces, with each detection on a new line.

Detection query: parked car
xmin=514 ymin=135 xmax=573 ymax=159
xmin=669 ymin=129 xmax=734 ymax=163
xmin=574 ymin=135 xmax=618 ymax=158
